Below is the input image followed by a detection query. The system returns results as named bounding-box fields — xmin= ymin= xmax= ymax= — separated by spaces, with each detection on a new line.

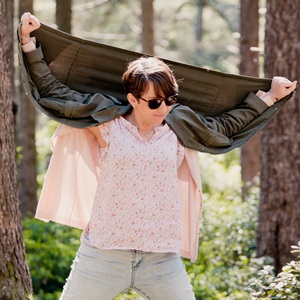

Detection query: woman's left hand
xmin=269 ymin=76 xmax=297 ymax=102
xmin=86 ymin=126 xmax=107 ymax=148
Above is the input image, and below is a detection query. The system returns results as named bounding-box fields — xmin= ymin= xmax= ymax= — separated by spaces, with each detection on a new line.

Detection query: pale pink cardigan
xmin=36 ymin=124 xmax=203 ymax=262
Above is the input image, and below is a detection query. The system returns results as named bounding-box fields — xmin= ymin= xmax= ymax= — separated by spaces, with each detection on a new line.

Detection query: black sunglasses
xmin=139 ymin=94 xmax=178 ymax=110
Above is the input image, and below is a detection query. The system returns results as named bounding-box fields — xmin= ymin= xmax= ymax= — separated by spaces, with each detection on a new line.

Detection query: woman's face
xmin=129 ymin=81 xmax=172 ymax=126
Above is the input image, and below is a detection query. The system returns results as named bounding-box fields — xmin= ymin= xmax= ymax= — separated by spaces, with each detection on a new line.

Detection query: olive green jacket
xmin=18 ymin=24 xmax=293 ymax=154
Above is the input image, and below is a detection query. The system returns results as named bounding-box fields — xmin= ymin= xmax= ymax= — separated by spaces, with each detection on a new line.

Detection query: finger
xmin=21 ymin=18 xmax=30 ymax=36
xmin=286 ymin=81 xmax=297 ymax=92
xmin=21 ymin=15 xmax=30 ymax=27
xmin=283 ymin=79 xmax=296 ymax=88
xmin=98 ymin=138 xmax=107 ymax=148
xmin=278 ymin=77 xmax=292 ymax=85
xmin=277 ymin=77 xmax=294 ymax=88
xmin=21 ymin=12 xmax=31 ymax=23
xmin=29 ymin=15 xmax=41 ymax=28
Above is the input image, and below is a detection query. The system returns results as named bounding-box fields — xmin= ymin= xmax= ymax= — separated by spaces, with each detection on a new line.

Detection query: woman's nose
xmin=157 ymin=100 xmax=168 ymax=112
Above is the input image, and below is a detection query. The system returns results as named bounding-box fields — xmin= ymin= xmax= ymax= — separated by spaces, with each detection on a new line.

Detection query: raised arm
xmin=20 ymin=13 xmax=92 ymax=102
xmin=167 ymin=77 xmax=297 ymax=153
xmin=19 ymin=13 xmax=130 ymax=126
xmin=203 ymin=76 xmax=297 ymax=137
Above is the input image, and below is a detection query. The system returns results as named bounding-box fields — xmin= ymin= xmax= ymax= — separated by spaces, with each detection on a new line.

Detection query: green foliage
xmin=184 ymin=194 xmax=270 ymax=299
xmin=249 ymin=243 xmax=300 ymax=299
xmin=114 ymin=290 xmax=142 ymax=300
xmin=23 ymin=218 xmax=142 ymax=300
xmin=183 ymin=152 xmax=272 ymax=299
xmin=23 ymin=218 xmax=81 ymax=299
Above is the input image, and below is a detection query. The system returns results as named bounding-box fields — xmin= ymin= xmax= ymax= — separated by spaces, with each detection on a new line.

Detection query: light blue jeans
xmin=60 ymin=238 xmax=195 ymax=300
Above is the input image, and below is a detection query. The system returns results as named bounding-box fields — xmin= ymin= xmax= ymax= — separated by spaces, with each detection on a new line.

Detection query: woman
xmin=20 ymin=13 xmax=296 ymax=300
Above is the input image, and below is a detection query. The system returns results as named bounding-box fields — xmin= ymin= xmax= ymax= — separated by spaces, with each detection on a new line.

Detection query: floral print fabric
xmin=85 ymin=116 xmax=184 ymax=253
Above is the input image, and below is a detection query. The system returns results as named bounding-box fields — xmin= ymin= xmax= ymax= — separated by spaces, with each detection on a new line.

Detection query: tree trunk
xmin=239 ymin=0 xmax=259 ymax=78
xmin=0 ymin=0 xmax=32 ymax=297
xmin=195 ymin=0 xmax=205 ymax=42
xmin=239 ymin=0 xmax=260 ymax=193
xmin=257 ymin=0 xmax=300 ymax=273
xmin=18 ymin=0 xmax=37 ymax=217
xmin=141 ymin=0 xmax=154 ymax=55
xmin=56 ymin=0 xmax=72 ymax=33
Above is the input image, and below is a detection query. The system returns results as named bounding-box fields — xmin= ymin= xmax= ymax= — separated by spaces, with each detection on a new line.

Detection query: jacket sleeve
xmin=24 ymin=45 xmax=91 ymax=103
xmin=21 ymin=45 xmax=131 ymax=127
xmin=19 ymin=37 xmax=292 ymax=153
xmin=198 ymin=92 xmax=268 ymax=137
xmin=24 ymin=45 xmax=266 ymax=136
xmin=166 ymin=92 xmax=289 ymax=154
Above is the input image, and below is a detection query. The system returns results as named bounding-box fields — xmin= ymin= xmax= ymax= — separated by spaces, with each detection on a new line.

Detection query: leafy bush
xmin=23 ymin=218 xmax=81 ymax=299
xmin=183 ymin=152 xmax=271 ymax=299
xmin=184 ymin=187 xmax=271 ymax=299
xmin=23 ymin=218 xmax=142 ymax=300
xmin=249 ymin=242 xmax=300 ymax=299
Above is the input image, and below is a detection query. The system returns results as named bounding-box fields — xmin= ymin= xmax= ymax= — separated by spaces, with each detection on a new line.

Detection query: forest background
xmin=0 ymin=0 xmax=299 ymax=299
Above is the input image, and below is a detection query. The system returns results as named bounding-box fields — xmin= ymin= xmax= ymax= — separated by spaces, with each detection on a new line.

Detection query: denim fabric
xmin=60 ymin=238 xmax=195 ymax=300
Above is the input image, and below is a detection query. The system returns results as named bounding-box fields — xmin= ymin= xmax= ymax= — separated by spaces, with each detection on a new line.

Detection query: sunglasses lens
xmin=165 ymin=95 xmax=178 ymax=106
xmin=141 ymin=94 xmax=178 ymax=109
xmin=148 ymin=100 xmax=162 ymax=109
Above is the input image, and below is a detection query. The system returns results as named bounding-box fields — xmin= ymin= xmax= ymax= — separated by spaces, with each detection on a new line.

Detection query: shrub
xmin=249 ymin=242 xmax=300 ymax=299
xmin=184 ymin=188 xmax=272 ymax=299
xmin=23 ymin=218 xmax=81 ymax=299
xmin=183 ymin=152 xmax=271 ymax=299
xmin=23 ymin=218 xmax=141 ymax=300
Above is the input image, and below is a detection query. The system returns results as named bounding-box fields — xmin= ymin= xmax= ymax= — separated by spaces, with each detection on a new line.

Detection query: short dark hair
xmin=122 ymin=56 xmax=178 ymax=99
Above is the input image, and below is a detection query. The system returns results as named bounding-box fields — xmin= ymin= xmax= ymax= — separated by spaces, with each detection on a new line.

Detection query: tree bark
xmin=141 ymin=0 xmax=154 ymax=55
xmin=239 ymin=0 xmax=260 ymax=194
xmin=257 ymin=0 xmax=300 ymax=273
xmin=56 ymin=0 xmax=72 ymax=33
xmin=239 ymin=0 xmax=259 ymax=77
xmin=195 ymin=0 xmax=205 ymax=42
xmin=18 ymin=0 xmax=37 ymax=217
xmin=0 ymin=0 xmax=32 ymax=297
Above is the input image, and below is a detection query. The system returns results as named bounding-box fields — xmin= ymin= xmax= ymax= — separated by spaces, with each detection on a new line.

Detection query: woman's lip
xmin=154 ymin=114 xmax=167 ymax=118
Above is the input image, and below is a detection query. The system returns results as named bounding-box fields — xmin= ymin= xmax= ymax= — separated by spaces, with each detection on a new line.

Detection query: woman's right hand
xmin=20 ymin=12 xmax=41 ymax=44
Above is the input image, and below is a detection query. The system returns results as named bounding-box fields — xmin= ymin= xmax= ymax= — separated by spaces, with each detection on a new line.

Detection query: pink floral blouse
xmin=84 ymin=116 xmax=185 ymax=253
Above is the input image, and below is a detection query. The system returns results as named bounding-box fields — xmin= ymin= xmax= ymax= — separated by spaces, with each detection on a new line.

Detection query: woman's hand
xmin=20 ymin=12 xmax=41 ymax=44
xmin=256 ymin=76 xmax=297 ymax=106
xmin=268 ymin=76 xmax=297 ymax=102
xmin=86 ymin=126 xmax=107 ymax=148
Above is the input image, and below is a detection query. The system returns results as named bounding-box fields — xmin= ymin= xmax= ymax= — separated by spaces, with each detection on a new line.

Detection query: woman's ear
xmin=127 ymin=93 xmax=138 ymax=107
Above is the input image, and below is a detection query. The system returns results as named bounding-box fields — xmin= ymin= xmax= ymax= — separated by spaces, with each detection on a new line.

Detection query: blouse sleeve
xmin=177 ymin=141 xmax=185 ymax=168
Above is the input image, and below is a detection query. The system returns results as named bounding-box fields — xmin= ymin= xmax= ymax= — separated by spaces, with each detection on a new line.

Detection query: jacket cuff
xmin=23 ymin=44 xmax=44 ymax=65
xmin=246 ymin=92 xmax=269 ymax=114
